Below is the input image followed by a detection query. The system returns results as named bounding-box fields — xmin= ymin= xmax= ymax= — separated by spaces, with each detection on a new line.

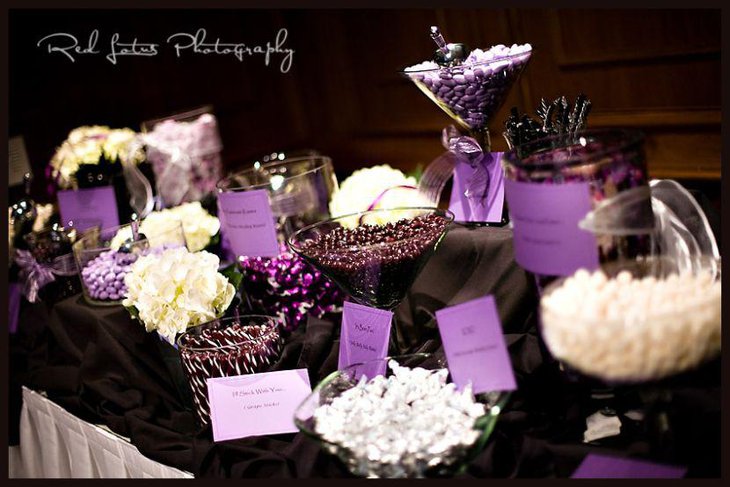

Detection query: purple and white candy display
xmin=404 ymin=43 xmax=532 ymax=134
xmin=80 ymin=250 xmax=136 ymax=301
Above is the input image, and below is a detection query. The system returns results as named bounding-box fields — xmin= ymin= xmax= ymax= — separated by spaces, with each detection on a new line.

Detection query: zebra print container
xmin=177 ymin=315 xmax=282 ymax=427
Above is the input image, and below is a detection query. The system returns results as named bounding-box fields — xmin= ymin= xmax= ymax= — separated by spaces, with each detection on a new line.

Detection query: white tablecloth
xmin=9 ymin=387 xmax=193 ymax=478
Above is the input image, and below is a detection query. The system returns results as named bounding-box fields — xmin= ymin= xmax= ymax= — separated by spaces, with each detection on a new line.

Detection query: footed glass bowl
xmin=293 ymin=353 xmax=511 ymax=478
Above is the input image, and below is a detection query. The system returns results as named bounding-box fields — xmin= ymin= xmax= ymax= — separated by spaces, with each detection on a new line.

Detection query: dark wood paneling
xmin=9 ymin=9 xmax=721 ymax=204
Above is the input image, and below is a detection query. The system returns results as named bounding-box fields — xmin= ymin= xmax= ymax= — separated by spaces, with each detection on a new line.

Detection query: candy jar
xmin=502 ymin=129 xmax=652 ymax=291
xmin=73 ymin=220 xmax=187 ymax=306
xmin=177 ymin=314 xmax=282 ymax=426
xmin=217 ymin=153 xmax=344 ymax=331
xmin=17 ymin=224 xmax=81 ymax=305
xmin=403 ymin=27 xmax=532 ymax=224
xmin=141 ymin=106 xmax=224 ymax=208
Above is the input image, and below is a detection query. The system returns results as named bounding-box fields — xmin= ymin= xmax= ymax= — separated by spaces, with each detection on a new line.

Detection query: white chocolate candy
xmin=313 ymin=360 xmax=486 ymax=478
xmin=541 ymin=268 xmax=721 ymax=382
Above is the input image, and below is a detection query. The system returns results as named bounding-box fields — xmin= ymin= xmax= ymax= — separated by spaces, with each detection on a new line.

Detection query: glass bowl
xmin=293 ymin=353 xmax=511 ymax=478
xmin=402 ymin=47 xmax=532 ymax=134
xmin=539 ymin=256 xmax=721 ymax=384
xmin=217 ymin=154 xmax=338 ymax=244
xmin=176 ymin=314 xmax=283 ymax=427
xmin=287 ymin=207 xmax=454 ymax=310
xmin=502 ymin=129 xmax=652 ymax=291
xmin=72 ymin=221 xmax=187 ymax=306
xmin=141 ymin=105 xmax=223 ymax=207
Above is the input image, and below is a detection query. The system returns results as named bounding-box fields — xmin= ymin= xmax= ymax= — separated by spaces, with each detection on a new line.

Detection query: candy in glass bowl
xmin=72 ymin=221 xmax=186 ymax=306
xmin=288 ymin=207 xmax=453 ymax=311
xmin=294 ymin=353 xmax=510 ymax=478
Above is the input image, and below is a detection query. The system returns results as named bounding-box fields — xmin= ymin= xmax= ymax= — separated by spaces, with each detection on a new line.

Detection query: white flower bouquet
xmin=328 ymin=164 xmax=430 ymax=227
xmin=49 ymin=125 xmax=145 ymax=189
xmin=123 ymin=247 xmax=236 ymax=344
xmin=110 ymin=201 xmax=220 ymax=252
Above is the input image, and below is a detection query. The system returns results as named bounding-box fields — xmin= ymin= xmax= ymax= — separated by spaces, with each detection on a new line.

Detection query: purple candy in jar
xmin=403 ymin=42 xmax=532 ymax=135
xmin=502 ymin=129 xmax=653 ymax=291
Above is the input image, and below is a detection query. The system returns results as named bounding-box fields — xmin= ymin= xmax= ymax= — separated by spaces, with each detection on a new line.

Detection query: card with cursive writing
xmin=435 ymin=295 xmax=516 ymax=394
xmin=448 ymin=152 xmax=505 ymax=223
xmin=504 ymin=179 xmax=599 ymax=276
xmin=207 ymin=369 xmax=312 ymax=442
xmin=217 ymin=189 xmax=280 ymax=258
xmin=571 ymin=454 xmax=687 ymax=478
xmin=57 ymin=186 xmax=120 ymax=232
xmin=338 ymin=301 xmax=393 ymax=380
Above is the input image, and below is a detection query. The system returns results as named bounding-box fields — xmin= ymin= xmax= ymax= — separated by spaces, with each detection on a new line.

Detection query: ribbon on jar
xmin=418 ymin=125 xmax=504 ymax=222
xmin=14 ymin=249 xmax=56 ymax=303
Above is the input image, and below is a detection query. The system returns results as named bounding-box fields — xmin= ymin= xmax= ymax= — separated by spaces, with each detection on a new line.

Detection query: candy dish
xmin=403 ymin=43 xmax=532 ymax=140
xmin=502 ymin=129 xmax=652 ymax=290
xmin=293 ymin=353 xmax=510 ymax=478
xmin=177 ymin=315 xmax=282 ymax=426
xmin=288 ymin=207 xmax=453 ymax=311
xmin=73 ymin=221 xmax=186 ymax=306
xmin=217 ymin=154 xmax=338 ymax=243
xmin=539 ymin=256 xmax=721 ymax=384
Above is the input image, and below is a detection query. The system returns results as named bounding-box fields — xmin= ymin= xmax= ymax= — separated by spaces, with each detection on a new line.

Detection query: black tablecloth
xmin=9 ymin=225 xmax=721 ymax=478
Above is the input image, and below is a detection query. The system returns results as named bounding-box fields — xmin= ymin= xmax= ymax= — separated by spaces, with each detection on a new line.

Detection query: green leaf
xmin=220 ymin=262 xmax=244 ymax=290
xmin=406 ymin=163 xmax=424 ymax=183
xmin=125 ymin=305 xmax=140 ymax=320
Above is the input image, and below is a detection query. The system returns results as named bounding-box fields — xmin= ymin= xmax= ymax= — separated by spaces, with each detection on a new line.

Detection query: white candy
xmin=313 ymin=360 xmax=487 ymax=477
xmin=541 ymin=268 xmax=721 ymax=381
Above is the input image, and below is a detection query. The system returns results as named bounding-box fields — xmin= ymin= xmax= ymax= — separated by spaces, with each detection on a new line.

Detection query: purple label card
xmin=215 ymin=197 xmax=236 ymax=262
xmin=207 ymin=368 xmax=312 ymax=443
xmin=448 ymin=152 xmax=505 ymax=223
xmin=338 ymin=301 xmax=393 ymax=380
xmin=571 ymin=454 xmax=687 ymax=479
xmin=435 ymin=295 xmax=516 ymax=394
xmin=504 ymin=180 xmax=599 ymax=276
xmin=217 ymin=189 xmax=280 ymax=258
xmin=9 ymin=283 xmax=22 ymax=334
xmin=57 ymin=186 xmax=120 ymax=232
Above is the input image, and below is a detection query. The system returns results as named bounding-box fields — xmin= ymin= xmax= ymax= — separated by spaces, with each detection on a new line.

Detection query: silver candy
xmin=313 ymin=360 xmax=486 ymax=478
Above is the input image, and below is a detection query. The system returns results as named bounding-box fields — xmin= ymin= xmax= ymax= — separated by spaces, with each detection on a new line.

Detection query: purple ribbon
xmin=14 ymin=249 xmax=57 ymax=303
xmin=441 ymin=125 xmax=493 ymax=208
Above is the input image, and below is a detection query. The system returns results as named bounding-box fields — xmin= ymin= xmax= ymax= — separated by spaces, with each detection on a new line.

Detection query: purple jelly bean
xmin=99 ymin=291 xmax=109 ymax=300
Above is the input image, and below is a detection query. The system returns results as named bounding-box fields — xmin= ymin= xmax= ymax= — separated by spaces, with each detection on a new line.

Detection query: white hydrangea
xmin=49 ymin=126 xmax=143 ymax=189
xmin=328 ymin=164 xmax=431 ymax=227
xmin=123 ymin=247 xmax=235 ymax=344
xmin=111 ymin=202 xmax=220 ymax=252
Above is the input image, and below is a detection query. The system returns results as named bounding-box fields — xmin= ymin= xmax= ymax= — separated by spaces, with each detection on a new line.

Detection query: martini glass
xmin=402 ymin=47 xmax=532 ymax=149
xmin=287 ymin=207 xmax=454 ymax=349
xmin=402 ymin=41 xmax=532 ymax=223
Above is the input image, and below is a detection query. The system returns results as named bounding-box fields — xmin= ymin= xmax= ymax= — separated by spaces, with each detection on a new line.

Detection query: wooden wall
xmin=9 ymin=9 xmax=721 ymax=202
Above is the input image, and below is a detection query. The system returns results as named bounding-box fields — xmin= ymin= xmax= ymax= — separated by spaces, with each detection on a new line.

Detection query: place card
xmin=504 ymin=179 xmax=599 ymax=276
xmin=9 ymin=283 xmax=22 ymax=334
xmin=448 ymin=152 xmax=505 ymax=223
xmin=571 ymin=454 xmax=687 ymax=478
xmin=57 ymin=186 xmax=120 ymax=232
xmin=207 ymin=368 xmax=312 ymax=443
xmin=217 ymin=189 xmax=280 ymax=258
xmin=338 ymin=301 xmax=393 ymax=380
xmin=435 ymin=295 xmax=516 ymax=394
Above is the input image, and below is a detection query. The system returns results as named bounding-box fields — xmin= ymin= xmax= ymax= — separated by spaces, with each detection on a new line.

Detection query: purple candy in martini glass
xmin=287 ymin=207 xmax=454 ymax=332
xmin=402 ymin=31 xmax=532 ymax=148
